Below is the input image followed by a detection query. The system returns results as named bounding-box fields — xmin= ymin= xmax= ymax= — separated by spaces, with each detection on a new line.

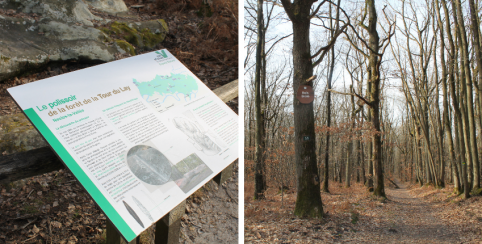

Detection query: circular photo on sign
xmin=126 ymin=145 xmax=172 ymax=185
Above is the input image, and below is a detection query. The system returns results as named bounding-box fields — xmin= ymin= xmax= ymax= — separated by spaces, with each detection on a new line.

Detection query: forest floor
xmin=0 ymin=163 xmax=238 ymax=243
xmin=245 ymin=180 xmax=482 ymax=243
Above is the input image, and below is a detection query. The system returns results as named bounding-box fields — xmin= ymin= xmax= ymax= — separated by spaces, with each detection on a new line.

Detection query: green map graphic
xmin=133 ymin=73 xmax=198 ymax=104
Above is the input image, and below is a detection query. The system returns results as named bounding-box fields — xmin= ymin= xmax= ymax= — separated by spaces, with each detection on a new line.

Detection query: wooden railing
xmin=0 ymin=79 xmax=238 ymax=244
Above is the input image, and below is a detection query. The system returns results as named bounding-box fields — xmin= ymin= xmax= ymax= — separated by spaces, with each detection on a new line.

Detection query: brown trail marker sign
xmin=296 ymin=85 xmax=314 ymax=104
xmin=7 ymin=49 xmax=238 ymax=243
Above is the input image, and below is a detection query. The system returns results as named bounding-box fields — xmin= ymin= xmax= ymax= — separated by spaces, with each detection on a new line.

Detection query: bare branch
xmin=327 ymin=89 xmax=372 ymax=107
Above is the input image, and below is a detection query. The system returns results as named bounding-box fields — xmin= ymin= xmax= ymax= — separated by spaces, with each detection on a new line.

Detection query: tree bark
xmin=254 ymin=0 xmax=267 ymax=200
xmin=279 ymin=0 xmax=329 ymax=218
xmin=435 ymin=0 xmax=460 ymax=192
xmin=468 ymin=0 xmax=481 ymax=191
xmin=451 ymin=0 xmax=472 ymax=197
xmin=454 ymin=0 xmax=478 ymax=192
xmin=322 ymin=39 xmax=335 ymax=193
xmin=367 ymin=0 xmax=385 ymax=198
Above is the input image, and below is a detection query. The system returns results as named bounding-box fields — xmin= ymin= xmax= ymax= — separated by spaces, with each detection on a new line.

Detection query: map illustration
xmin=133 ymin=73 xmax=199 ymax=112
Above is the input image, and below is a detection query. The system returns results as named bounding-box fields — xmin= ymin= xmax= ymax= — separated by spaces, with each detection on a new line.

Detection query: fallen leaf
xmin=51 ymin=221 xmax=62 ymax=228
xmin=32 ymin=224 xmax=39 ymax=234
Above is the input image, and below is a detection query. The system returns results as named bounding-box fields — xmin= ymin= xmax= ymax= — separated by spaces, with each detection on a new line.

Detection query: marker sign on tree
xmin=296 ymin=85 xmax=314 ymax=104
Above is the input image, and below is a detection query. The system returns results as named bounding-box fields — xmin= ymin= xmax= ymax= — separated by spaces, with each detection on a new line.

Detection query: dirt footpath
xmin=245 ymin=180 xmax=482 ymax=243
xmin=350 ymin=181 xmax=461 ymax=244
xmin=180 ymin=165 xmax=238 ymax=244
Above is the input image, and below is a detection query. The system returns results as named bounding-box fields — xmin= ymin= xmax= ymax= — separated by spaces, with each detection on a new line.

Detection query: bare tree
xmin=343 ymin=0 xmax=395 ymax=197
xmin=278 ymin=0 xmax=347 ymax=217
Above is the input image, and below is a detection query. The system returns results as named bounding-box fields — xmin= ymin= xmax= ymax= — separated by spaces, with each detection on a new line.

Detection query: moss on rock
xmin=98 ymin=19 xmax=168 ymax=54
xmin=1 ymin=55 xmax=11 ymax=62
xmin=0 ymin=114 xmax=47 ymax=155
xmin=0 ymin=113 xmax=33 ymax=133
xmin=141 ymin=28 xmax=166 ymax=48
xmin=158 ymin=19 xmax=169 ymax=32
xmin=110 ymin=25 xmax=122 ymax=35
xmin=115 ymin=39 xmax=136 ymax=56
xmin=99 ymin=27 xmax=113 ymax=35
xmin=111 ymin=21 xmax=141 ymax=46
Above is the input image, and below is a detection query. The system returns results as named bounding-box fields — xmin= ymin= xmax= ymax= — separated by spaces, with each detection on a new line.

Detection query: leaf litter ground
xmin=0 ymin=164 xmax=238 ymax=243
xmin=245 ymin=181 xmax=482 ymax=243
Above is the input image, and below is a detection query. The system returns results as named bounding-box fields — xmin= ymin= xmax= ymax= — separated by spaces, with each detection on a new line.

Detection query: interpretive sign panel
xmin=7 ymin=49 xmax=238 ymax=242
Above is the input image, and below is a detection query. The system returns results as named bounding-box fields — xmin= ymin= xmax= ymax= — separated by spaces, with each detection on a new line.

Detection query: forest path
xmin=245 ymin=181 xmax=482 ymax=243
xmin=356 ymin=180 xmax=460 ymax=244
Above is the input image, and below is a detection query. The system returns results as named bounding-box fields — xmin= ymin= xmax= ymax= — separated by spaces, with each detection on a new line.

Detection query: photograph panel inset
xmin=126 ymin=145 xmax=172 ymax=185
xmin=174 ymin=153 xmax=213 ymax=193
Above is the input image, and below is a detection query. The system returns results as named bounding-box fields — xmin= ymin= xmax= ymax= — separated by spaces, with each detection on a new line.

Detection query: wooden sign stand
xmin=0 ymin=80 xmax=238 ymax=244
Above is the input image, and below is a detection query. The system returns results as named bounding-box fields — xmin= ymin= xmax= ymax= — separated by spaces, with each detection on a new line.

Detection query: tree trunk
xmin=254 ymin=0 xmax=266 ymax=200
xmin=440 ymin=0 xmax=468 ymax=197
xmin=453 ymin=0 xmax=475 ymax=197
xmin=435 ymin=0 xmax=460 ymax=192
xmin=468 ymin=0 xmax=481 ymax=191
xmin=366 ymin=73 xmax=374 ymax=190
xmin=366 ymin=0 xmax=385 ymax=198
xmin=432 ymin=34 xmax=445 ymax=187
xmin=322 ymin=42 xmax=335 ymax=193
xmin=345 ymin=141 xmax=352 ymax=187
xmin=345 ymin=86 xmax=357 ymax=188
xmin=280 ymin=0 xmax=324 ymax=218
xmin=457 ymin=0 xmax=477 ymax=190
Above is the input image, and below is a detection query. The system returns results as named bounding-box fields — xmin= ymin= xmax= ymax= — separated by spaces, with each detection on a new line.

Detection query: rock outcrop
xmin=84 ymin=0 xmax=129 ymax=15
xmin=0 ymin=0 xmax=168 ymax=83
xmin=0 ymin=113 xmax=46 ymax=155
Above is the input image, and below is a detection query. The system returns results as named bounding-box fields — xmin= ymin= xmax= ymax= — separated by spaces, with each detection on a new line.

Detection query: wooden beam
xmin=213 ymin=79 xmax=238 ymax=103
xmin=0 ymin=147 xmax=63 ymax=184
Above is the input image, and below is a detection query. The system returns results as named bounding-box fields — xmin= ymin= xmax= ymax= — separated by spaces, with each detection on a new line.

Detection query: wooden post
xmin=214 ymin=160 xmax=237 ymax=185
xmin=154 ymin=200 xmax=186 ymax=244
xmin=106 ymin=220 xmax=121 ymax=244
xmin=106 ymin=220 xmax=140 ymax=244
